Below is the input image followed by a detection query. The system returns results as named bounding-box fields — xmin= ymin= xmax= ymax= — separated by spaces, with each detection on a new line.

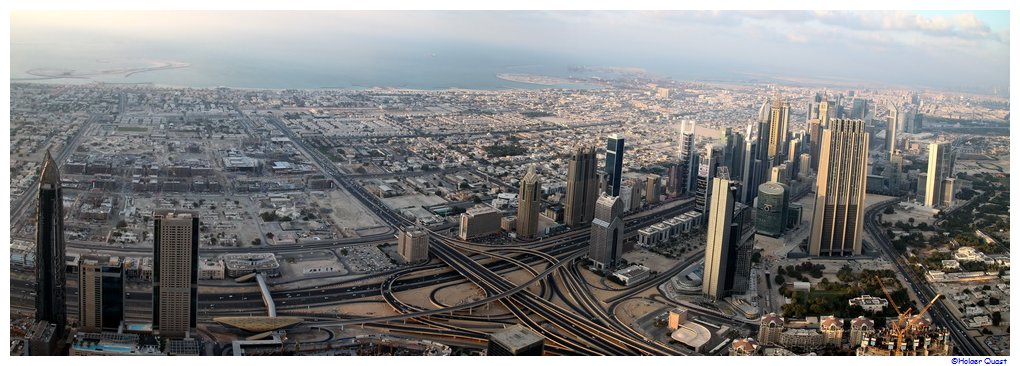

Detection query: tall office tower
xmin=564 ymin=146 xmax=599 ymax=227
xmin=850 ymin=98 xmax=869 ymax=119
xmin=694 ymin=145 xmax=720 ymax=218
xmin=809 ymin=119 xmax=869 ymax=257
xmin=909 ymin=112 xmax=923 ymax=134
xmin=153 ymin=210 xmax=199 ymax=338
xmin=645 ymin=174 xmax=662 ymax=204
xmin=728 ymin=131 xmax=746 ymax=182
xmin=604 ymin=134 xmax=625 ymax=197
xmin=787 ymin=137 xmax=802 ymax=178
xmin=818 ymin=95 xmax=832 ymax=127
xmin=755 ymin=182 xmax=789 ymax=238
xmin=925 ymin=142 xmax=955 ymax=208
xmin=703 ymin=177 xmax=737 ymax=300
xmin=628 ymin=181 xmax=643 ymax=212
xmin=589 ymin=193 xmax=624 ymax=270
xmin=35 ymin=151 xmax=66 ymax=335
xmin=941 ymin=178 xmax=956 ymax=207
xmin=916 ymin=172 xmax=928 ymax=202
xmin=835 ymin=94 xmax=846 ymax=118
xmin=886 ymin=105 xmax=899 ymax=156
xmin=516 ymin=165 xmax=542 ymax=239
xmin=739 ymin=124 xmax=760 ymax=204
xmin=808 ymin=118 xmax=822 ymax=171
xmin=678 ymin=121 xmax=697 ymax=196
xmin=757 ymin=100 xmax=770 ymax=123
xmin=720 ymin=127 xmax=735 ymax=172
xmin=798 ymin=153 xmax=812 ymax=180
xmin=765 ymin=99 xmax=790 ymax=166
xmin=770 ymin=163 xmax=791 ymax=186
xmin=78 ymin=255 xmax=124 ymax=333
xmin=666 ymin=163 xmax=681 ymax=197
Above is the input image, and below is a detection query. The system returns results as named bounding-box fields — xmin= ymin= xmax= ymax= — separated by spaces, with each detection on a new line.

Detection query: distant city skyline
xmin=10 ymin=10 xmax=1010 ymax=91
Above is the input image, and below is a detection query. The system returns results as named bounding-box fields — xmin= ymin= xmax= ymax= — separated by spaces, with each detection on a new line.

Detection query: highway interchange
xmin=8 ymin=107 xmax=991 ymax=356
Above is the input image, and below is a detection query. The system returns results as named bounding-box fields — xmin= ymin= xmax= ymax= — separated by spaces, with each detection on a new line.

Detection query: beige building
xmin=645 ymin=174 xmax=661 ymax=204
xmin=779 ymin=328 xmax=825 ymax=350
xmin=198 ymin=259 xmax=225 ymax=280
xmin=516 ymin=165 xmax=542 ymax=239
xmin=398 ymin=228 xmax=429 ymax=263
xmin=820 ymin=316 xmax=844 ymax=347
xmin=810 ymin=119 xmax=869 ymax=256
xmin=848 ymin=316 xmax=875 ymax=348
xmin=757 ymin=313 xmax=785 ymax=345
xmin=500 ymin=216 xmax=516 ymax=232
xmin=703 ymin=177 xmax=736 ymax=300
xmin=459 ymin=205 xmax=502 ymax=240
xmin=766 ymin=99 xmax=790 ymax=163
xmin=730 ymin=338 xmax=762 ymax=356
xmin=153 ymin=211 xmax=199 ymax=338
xmin=667 ymin=307 xmax=689 ymax=331
xmin=925 ymin=141 xmax=955 ymax=208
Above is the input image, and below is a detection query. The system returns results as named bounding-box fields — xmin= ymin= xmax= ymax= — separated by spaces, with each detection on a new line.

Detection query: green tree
xmin=774 ymin=275 xmax=785 ymax=286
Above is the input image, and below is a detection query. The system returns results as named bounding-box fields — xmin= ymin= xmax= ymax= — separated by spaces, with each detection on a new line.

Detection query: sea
xmin=9 ymin=38 xmax=661 ymax=90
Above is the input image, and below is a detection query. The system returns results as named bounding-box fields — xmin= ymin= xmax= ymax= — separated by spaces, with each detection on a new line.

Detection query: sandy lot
xmin=314 ymin=189 xmax=385 ymax=232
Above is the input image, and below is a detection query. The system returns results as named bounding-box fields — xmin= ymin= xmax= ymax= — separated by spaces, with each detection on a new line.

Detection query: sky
xmin=9 ymin=10 xmax=1011 ymax=90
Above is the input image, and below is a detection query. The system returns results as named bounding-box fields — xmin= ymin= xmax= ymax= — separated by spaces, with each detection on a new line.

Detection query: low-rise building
xmin=222 ymin=253 xmax=280 ymax=278
xmin=779 ymin=329 xmax=825 ymax=350
xmin=199 ymin=259 xmax=225 ymax=280
xmin=613 ymin=264 xmax=650 ymax=285
xmin=730 ymin=338 xmax=762 ymax=356
xmin=848 ymin=295 xmax=888 ymax=312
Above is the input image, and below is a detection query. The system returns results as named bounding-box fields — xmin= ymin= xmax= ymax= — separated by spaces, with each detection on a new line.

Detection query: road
xmin=863 ymin=198 xmax=986 ymax=356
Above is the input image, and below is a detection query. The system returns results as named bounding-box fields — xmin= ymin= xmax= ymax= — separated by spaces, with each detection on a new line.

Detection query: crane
xmin=875 ymin=276 xmax=943 ymax=354
xmin=906 ymin=294 xmax=943 ymax=332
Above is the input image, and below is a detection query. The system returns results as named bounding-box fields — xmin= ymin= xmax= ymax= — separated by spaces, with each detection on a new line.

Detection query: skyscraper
xmin=727 ymin=130 xmax=746 ymax=182
xmin=809 ymin=119 xmax=869 ymax=257
xmin=818 ymin=95 xmax=832 ymax=127
xmin=678 ymin=121 xmax=697 ymax=196
xmin=851 ymin=98 xmax=869 ymax=120
xmin=807 ymin=118 xmax=822 ymax=171
xmin=694 ymin=145 xmax=720 ymax=218
xmin=35 ymin=150 xmax=66 ymax=335
xmin=644 ymin=174 xmax=661 ymax=204
xmin=886 ymin=104 xmax=899 ymax=156
xmin=517 ymin=165 xmax=542 ymax=239
xmin=925 ymin=142 xmax=955 ymax=208
xmin=765 ymin=98 xmax=790 ymax=166
xmin=755 ymin=182 xmax=789 ymax=238
xmin=589 ymin=193 xmax=623 ymax=270
xmin=78 ymin=254 xmax=124 ymax=333
xmin=153 ymin=210 xmax=199 ymax=338
xmin=564 ymin=146 xmax=599 ymax=227
xmin=739 ymin=123 xmax=764 ymax=204
xmin=604 ymin=134 xmax=625 ymax=197
xmin=703 ymin=177 xmax=736 ymax=300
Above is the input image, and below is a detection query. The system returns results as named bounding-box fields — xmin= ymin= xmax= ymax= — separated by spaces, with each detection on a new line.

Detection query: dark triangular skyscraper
xmin=35 ymin=150 xmax=66 ymax=333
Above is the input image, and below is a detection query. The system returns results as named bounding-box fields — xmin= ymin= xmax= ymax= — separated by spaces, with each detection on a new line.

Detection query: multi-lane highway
xmin=12 ymin=108 xmax=721 ymax=355
xmin=863 ymin=198 xmax=985 ymax=356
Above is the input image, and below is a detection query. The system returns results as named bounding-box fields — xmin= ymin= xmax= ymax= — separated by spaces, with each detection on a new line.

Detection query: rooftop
xmin=489 ymin=324 xmax=545 ymax=352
